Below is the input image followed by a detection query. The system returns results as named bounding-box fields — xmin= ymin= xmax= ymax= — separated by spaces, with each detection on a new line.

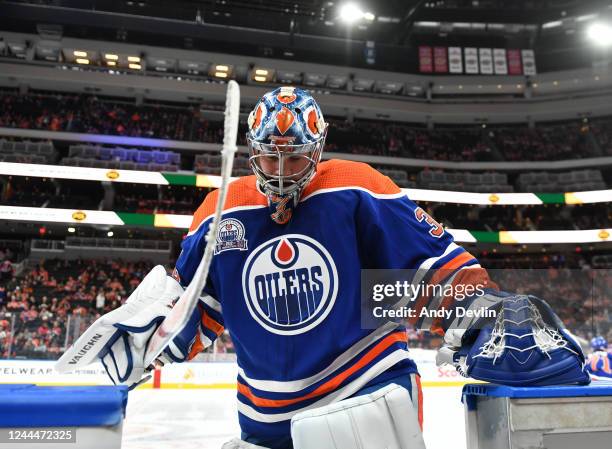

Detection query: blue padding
xmin=462 ymin=382 xmax=612 ymax=410
xmin=0 ymin=385 xmax=128 ymax=427
xmin=0 ymin=384 xmax=35 ymax=389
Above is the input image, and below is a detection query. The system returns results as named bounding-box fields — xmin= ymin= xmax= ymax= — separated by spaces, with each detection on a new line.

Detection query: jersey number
xmin=414 ymin=207 xmax=444 ymax=238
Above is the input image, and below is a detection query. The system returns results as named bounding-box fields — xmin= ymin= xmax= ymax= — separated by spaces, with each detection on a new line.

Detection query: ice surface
xmin=123 ymin=386 xmax=466 ymax=449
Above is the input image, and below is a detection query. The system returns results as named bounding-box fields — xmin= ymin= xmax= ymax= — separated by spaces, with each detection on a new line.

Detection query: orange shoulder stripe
xmin=408 ymin=251 xmax=478 ymax=325
xmin=302 ymin=159 xmax=401 ymax=198
xmin=189 ymin=176 xmax=267 ymax=232
xmin=430 ymin=267 xmax=496 ymax=336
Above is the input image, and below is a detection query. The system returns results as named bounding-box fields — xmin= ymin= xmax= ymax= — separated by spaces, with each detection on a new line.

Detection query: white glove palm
xmin=55 ymin=265 xmax=184 ymax=388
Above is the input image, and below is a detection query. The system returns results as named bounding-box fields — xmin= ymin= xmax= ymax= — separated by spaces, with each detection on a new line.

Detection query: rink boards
xmin=0 ymin=349 xmax=474 ymax=389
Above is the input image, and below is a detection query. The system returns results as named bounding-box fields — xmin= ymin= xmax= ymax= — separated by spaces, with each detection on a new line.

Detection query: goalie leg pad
xmin=290 ymin=383 xmax=425 ymax=449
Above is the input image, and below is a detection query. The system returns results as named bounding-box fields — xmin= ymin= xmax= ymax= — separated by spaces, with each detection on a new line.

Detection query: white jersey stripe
xmin=418 ymin=264 xmax=483 ymax=330
xmin=418 ymin=270 xmax=460 ymax=330
xmin=416 ymin=242 xmax=460 ymax=273
xmin=200 ymin=294 xmax=222 ymax=313
xmin=199 ymin=330 xmax=213 ymax=349
xmin=237 ymin=349 xmax=411 ymax=423
xmin=300 ymin=186 xmax=407 ymax=203
xmin=237 ymin=322 xmax=400 ymax=393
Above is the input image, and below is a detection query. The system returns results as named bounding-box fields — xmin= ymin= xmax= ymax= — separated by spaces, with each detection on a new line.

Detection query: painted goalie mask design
xmin=247 ymin=86 xmax=328 ymax=224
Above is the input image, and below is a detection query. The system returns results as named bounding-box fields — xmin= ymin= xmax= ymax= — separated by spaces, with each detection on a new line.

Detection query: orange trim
xmin=189 ymin=177 xmax=266 ymax=232
xmin=591 ymin=354 xmax=612 ymax=374
xmin=415 ymin=374 xmax=424 ymax=430
xmin=189 ymin=160 xmax=401 ymax=233
xmin=410 ymin=256 xmax=463 ymax=320
xmin=430 ymin=267 xmax=496 ymax=335
xmin=202 ymin=313 xmax=224 ymax=337
xmin=408 ymin=251 xmax=477 ymax=326
xmin=237 ymin=332 xmax=408 ymax=408
xmin=302 ymin=160 xmax=401 ymax=198
xmin=187 ymin=333 xmax=205 ymax=361
xmin=441 ymin=251 xmax=475 ymax=271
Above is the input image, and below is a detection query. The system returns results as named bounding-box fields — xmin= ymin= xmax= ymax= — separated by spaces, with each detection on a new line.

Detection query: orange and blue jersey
xmin=586 ymin=351 xmax=612 ymax=378
xmin=173 ymin=159 xmax=491 ymax=439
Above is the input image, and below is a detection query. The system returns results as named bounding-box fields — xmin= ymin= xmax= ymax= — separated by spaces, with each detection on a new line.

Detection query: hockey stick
xmin=143 ymin=80 xmax=240 ymax=368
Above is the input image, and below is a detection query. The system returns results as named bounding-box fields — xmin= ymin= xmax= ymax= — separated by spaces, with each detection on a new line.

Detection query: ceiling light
xmin=363 ymin=12 xmax=375 ymax=21
xmin=107 ymin=61 xmax=116 ymax=66
xmin=255 ymin=69 xmax=269 ymax=76
xmin=129 ymin=63 xmax=141 ymax=69
xmin=75 ymin=58 xmax=90 ymax=64
xmin=587 ymin=22 xmax=612 ymax=47
xmin=107 ymin=231 xmax=114 ymax=237
xmin=73 ymin=50 xmax=87 ymax=57
xmin=105 ymin=53 xmax=119 ymax=60
xmin=127 ymin=56 xmax=141 ymax=62
xmin=215 ymin=71 xmax=229 ymax=78
xmin=416 ymin=21 xmax=440 ymax=27
xmin=339 ymin=3 xmax=364 ymax=23
xmin=67 ymin=227 xmax=75 ymax=233
xmin=577 ymin=14 xmax=598 ymax=22
xmin=254 ymin=76 xmax=267 ymax=82
xmin=542 ymin=20 xmax=562 ymax=29
xmin=215 ymin=64 xmax=230 ymax=72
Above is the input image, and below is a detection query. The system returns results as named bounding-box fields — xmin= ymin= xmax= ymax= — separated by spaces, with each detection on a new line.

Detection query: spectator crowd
xmin=0 ymin=254 xmax=609 ymax=359
xmin=2 ymin=90 xmax=612 ymax=162
xmin=1 ymin=89 xmax=610 ymax=358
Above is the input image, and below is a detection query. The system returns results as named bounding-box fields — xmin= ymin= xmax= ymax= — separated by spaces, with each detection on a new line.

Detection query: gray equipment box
xmin=462 ymin=382 xmax=612 ymax=449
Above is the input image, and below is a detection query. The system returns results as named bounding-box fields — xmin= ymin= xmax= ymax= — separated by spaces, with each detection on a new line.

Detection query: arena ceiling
xmin=1 ymin=0 xmax=610 ymax=72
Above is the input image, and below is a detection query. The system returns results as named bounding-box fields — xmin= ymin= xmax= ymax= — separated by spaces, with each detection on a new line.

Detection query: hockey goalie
xmin=56 ymin=87 xmax=590 ymax=449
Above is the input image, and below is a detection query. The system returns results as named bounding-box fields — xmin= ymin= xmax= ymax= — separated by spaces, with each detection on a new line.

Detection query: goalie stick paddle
xmin=143 ymin=80 xmax=240 ymax=368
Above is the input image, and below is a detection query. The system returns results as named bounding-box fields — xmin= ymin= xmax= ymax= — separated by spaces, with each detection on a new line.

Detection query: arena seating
xmin=0 ymin=139 xmax=56 ymax=164
xmin=378 ymin=168 xmax=416 ymax=188
xmin=517 ymin=169 xmax=606 ymax=192
xmin=417 ymin=170 xmax=514 ymax=192
xmin=194 ymin=153 xmax=252 ymax=177
xmin=61 ymin=144 xmax=180 ymax=172
xmin=2 ymin=91 xmax=612 ymax=162
xmin=592 ymin=254 xmax=612 ymax=268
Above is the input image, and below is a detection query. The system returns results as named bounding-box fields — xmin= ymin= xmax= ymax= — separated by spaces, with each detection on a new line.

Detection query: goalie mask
xmin=247 ymin=86 xmax=327 ymax=225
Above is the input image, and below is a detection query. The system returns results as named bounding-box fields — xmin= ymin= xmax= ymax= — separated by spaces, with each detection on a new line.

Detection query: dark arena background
xmin=0 ymin=1 xmax=611 ymax=448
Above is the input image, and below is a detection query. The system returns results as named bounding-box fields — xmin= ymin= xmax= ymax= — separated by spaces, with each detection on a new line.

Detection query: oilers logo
xmin=242 ymin=234 xmax=338 ymax=335
xmin=215 ymin=218 xmax=248 ymax=255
